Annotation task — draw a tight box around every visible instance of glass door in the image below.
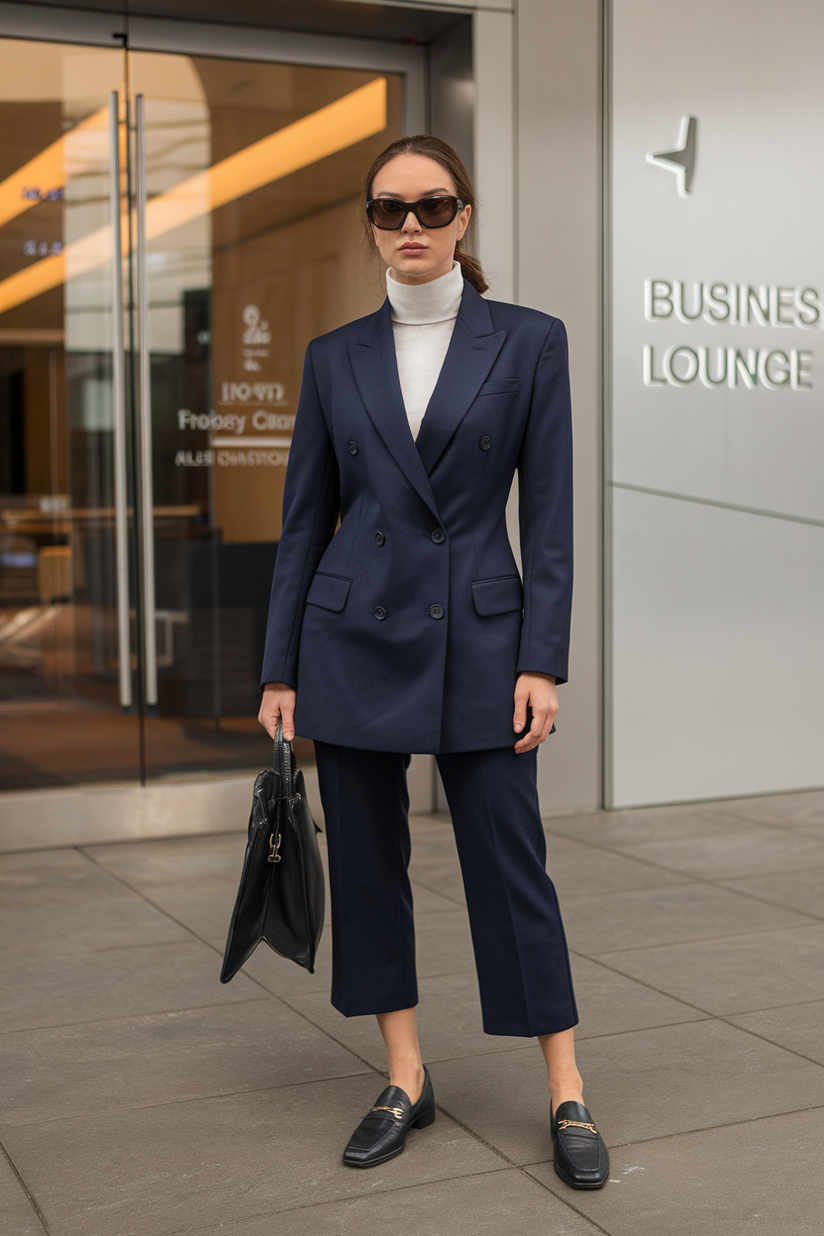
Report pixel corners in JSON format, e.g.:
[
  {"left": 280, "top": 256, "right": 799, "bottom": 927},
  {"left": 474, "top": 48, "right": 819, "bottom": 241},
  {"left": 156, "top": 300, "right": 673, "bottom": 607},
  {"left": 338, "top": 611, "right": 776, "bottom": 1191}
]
[
  {"left": 0, "top": 38, "right": 139, "bottom": 788},
  {"left": 0, "top": 33, "right": 403, "bottom": 790},
  {"left": 130, "top": 51, "right": 403, "bottom": 781}
]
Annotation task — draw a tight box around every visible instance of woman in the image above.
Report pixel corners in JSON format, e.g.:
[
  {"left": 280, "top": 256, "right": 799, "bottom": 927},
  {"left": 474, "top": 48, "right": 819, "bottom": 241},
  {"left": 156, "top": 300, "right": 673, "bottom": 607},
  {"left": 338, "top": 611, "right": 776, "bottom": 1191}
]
[{"left": 258, "top": 135, "right": 608, "bottom": 1190}]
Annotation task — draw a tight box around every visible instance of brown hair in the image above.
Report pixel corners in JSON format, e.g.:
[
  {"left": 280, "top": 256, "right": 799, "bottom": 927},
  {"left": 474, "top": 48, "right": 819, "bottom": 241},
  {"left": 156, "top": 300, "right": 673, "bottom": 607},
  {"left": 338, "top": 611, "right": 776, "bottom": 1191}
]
[{"left": 363, "top": 134, "right": 489, "bottom": 295}]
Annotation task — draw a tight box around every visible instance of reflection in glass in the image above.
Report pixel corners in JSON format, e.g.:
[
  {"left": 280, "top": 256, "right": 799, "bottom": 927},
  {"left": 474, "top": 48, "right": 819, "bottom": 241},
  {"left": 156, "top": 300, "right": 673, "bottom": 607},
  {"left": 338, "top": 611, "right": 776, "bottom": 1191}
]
[{"left": 0, "top": 38, "right": 401, "bottom": 790}]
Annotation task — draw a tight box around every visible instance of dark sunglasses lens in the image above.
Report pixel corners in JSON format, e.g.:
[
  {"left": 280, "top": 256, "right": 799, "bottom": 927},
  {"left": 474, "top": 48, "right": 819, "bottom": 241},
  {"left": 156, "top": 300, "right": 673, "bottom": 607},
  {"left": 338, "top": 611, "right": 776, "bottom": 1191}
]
[
  {"left": 417, "top": 198, "right": 457, "bottom": 227},
  {"left": 369, "top": 199, "right": 405, "bottom": 228}
]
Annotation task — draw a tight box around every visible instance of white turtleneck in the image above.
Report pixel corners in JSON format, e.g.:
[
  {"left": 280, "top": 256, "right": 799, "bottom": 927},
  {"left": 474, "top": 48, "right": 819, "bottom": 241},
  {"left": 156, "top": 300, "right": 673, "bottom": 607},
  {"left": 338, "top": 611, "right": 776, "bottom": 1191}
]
[{"left": 385, "top": 260, "right": 464, "bottom": 440}]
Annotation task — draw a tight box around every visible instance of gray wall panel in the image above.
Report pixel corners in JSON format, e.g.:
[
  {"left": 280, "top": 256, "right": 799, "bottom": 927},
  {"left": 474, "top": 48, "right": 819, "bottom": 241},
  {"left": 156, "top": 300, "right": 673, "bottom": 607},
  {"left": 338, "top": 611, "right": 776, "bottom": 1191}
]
[
  {"left": 610, "top": 0, "right": 824, "bottom": 804},
  {"left": 517, "top": 0, "right": 603, "bottom": 813}
]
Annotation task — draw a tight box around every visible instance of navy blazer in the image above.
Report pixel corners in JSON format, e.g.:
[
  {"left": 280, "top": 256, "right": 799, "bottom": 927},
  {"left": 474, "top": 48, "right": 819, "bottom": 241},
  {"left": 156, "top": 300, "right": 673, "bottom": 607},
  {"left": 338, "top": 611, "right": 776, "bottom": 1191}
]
[{"left": 260, "top": 279, "right": 573, "bottom": 753}]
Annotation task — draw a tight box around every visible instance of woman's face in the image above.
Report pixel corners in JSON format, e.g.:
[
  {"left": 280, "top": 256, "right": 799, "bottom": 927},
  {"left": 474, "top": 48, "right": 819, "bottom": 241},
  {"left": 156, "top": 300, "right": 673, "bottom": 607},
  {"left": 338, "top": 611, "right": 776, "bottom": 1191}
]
[{"left": 369, "top": 153, "right": 471, "bottom": 285}]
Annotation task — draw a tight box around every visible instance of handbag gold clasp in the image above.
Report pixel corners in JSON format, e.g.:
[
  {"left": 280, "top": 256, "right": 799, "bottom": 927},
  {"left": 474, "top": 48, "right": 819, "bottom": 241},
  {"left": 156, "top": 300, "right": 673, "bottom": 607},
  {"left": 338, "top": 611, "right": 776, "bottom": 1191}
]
[{"left": 268, "top": 832, "right": 282, "bottom": 863}]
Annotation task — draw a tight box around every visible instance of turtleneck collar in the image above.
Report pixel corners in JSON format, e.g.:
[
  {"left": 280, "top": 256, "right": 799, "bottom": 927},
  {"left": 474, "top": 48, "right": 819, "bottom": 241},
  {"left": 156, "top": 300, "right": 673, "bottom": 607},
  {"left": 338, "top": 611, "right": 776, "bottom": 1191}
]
[{"left": 385, "top": 260, "right": 464, "bottom": 325}]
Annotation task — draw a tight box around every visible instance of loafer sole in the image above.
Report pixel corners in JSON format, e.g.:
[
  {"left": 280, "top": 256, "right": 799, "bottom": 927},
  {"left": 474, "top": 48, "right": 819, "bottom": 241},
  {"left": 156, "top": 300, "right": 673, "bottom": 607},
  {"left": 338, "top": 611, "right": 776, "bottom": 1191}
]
[
  {"left": 343, "top": 1141, "right": 406, "bottom": 1169},
  {"left": 553, "top": 1159, "right": 608, "bottom": 1190}
]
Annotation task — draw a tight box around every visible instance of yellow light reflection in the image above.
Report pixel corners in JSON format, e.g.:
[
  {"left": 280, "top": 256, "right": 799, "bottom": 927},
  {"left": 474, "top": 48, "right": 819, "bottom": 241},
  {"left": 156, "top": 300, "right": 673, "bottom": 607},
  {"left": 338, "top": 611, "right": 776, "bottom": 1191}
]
[
  {"left": 0, "top": 77, "right": 387, "bottom": 318},
  {"left": 0, "top": 107, "right": 109, "bottom": 232}
]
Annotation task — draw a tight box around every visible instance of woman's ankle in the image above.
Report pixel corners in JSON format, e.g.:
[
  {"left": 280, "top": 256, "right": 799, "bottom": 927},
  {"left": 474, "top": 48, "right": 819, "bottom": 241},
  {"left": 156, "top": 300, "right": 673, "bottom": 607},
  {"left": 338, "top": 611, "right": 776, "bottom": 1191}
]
[
  {"left": 388, "top": 1061, "right": 425, "bottom": 1105},
  {"left": 548, "top": 1071, "right": 584, "bottom": 1117}
]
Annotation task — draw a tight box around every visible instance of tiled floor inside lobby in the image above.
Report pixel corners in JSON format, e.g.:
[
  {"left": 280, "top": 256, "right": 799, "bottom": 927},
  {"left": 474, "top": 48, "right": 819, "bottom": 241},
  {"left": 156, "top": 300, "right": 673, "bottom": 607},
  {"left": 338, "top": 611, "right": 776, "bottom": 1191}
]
[{"left": 2, "top": 787, "right": 824, "bottom": 1235}]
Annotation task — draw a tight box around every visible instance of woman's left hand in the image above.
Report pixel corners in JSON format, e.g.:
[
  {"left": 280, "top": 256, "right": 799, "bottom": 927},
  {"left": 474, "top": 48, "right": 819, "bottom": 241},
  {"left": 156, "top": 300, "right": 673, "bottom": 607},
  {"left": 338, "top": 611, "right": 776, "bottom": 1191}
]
[{"left": 513, "top": 673, "right": 558, "bottom": 754}]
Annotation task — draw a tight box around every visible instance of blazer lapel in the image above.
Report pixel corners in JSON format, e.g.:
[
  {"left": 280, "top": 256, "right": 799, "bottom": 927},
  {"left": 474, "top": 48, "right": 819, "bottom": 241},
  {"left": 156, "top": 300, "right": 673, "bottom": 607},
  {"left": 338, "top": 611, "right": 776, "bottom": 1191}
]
[
  {"left": 414, "top": 283, "right": 507, "bottom": 475},
  {"left": 347, "top": 301, "right": 440, "bottom": 520}
]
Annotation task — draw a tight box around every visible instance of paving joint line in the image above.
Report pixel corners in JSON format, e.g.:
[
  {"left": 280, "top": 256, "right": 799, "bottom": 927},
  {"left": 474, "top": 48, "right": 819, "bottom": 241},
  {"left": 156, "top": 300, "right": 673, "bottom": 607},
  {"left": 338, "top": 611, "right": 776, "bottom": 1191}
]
[
  {"left": 589, "top": 915, "right": 824, "bottom": 956},
  {"left": 710, "top": 878, "right": 824, "bottom": 923},
  {"left": 714, "top": 1014, "right": 824, "bottom": 1070},
  {"left": 570, "top": 951, "right": 721, "bottom": 1020},
  {"left": 74, "top": 847, "right": 385, "bottom": 1082},
  {"left": 543, "top": 820, "right": 824, "bottom": 939},
  {"left": 0, "top": 1138, "right": 51, "bottom": 1234},
  {"left": 417, "top": 1101, "right": 614, "bottom": 1236},
  {"left": 601, "top": 1098, "right": 824, "bottom": 1151},
  {"left": 0, "top": 1070, "right": 379, "bottom": 1131},
  {"left": 157, "top": 1165, "right": 566, "bottom": 1236},
  {"left": 0, "top": 995, "right": 280, "bottom": 1038},
  {"left": 0, "top": 828, "right": 247, "bottom": 857}
]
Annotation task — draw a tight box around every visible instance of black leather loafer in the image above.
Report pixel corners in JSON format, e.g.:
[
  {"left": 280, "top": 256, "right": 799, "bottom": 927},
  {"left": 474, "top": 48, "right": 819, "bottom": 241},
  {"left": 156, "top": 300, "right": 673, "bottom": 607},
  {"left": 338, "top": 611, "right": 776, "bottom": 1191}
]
[
  {"left": 551, "top": 1100, "right": 609, "bottom": 1189},
  {"left": 343, "top": 1067, "right": 436, "bottom": 1168}
]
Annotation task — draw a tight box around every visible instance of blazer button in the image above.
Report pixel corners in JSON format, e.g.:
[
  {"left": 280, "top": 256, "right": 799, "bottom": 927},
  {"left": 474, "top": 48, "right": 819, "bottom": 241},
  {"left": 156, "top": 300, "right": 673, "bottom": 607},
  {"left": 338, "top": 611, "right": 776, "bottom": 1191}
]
[
  {"left": 430, "top": 529, "right": 445, "bottom": 544},
  {"left": 374, "top": 531, "right": 385, "bottom": 546},
  {"left": 374, "top": 605, "right": 387, "bottom": 620},
  {"left": 479, "top": 435, "right": 491, "bottom": 451},
  {"left": 429, "top": 604, "right": 444, "bottom": 619},
  {"left": 348, "top": 440, "right": 358, "bottom": 455}
]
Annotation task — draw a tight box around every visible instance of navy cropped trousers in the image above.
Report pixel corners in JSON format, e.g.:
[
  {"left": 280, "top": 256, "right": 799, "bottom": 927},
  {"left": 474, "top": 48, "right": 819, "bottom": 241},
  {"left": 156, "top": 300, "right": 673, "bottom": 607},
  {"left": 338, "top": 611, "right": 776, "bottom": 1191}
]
[{"left": 314, "top": 742, "right": 578, "bottom": 1038}]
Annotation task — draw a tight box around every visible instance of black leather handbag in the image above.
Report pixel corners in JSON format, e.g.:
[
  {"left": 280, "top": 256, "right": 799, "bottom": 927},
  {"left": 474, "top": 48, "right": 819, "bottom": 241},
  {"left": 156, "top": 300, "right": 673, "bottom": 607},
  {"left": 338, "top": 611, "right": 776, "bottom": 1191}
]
[{"left": 220, "top": 721, "right": 325, "bottom": 981}]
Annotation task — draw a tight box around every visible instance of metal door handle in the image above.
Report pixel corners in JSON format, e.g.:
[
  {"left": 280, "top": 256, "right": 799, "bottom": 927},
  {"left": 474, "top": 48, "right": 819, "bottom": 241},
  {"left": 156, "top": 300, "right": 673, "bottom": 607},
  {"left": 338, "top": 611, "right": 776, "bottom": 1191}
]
[
  {"left": 135, "top": 94, "right": 158, "bottom": 707},
  {"left": 108, "top": 91, "right": 132, "bottom": 709}
]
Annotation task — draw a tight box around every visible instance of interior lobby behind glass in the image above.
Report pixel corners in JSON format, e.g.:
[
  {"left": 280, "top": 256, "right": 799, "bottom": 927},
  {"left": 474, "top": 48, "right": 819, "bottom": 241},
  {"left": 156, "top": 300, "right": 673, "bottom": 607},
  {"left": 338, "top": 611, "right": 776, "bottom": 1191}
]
[{"left": 0, "top": 38, "right": 400, "bottom": 790}]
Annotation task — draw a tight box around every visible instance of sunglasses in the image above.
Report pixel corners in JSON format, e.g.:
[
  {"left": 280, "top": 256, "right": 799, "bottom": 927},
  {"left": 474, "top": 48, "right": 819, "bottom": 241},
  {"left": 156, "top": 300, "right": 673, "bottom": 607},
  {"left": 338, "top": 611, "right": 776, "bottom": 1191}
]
[{"left": 366, "top": 195, "right": 464, "bottom": 230}]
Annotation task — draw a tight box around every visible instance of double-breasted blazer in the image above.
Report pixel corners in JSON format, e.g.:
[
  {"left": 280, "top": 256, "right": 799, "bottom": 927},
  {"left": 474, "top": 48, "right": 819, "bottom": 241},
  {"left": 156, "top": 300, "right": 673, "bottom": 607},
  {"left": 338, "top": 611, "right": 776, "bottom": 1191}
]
[{"left": 260, "top": 278, "right": 573, "bottom": 754}]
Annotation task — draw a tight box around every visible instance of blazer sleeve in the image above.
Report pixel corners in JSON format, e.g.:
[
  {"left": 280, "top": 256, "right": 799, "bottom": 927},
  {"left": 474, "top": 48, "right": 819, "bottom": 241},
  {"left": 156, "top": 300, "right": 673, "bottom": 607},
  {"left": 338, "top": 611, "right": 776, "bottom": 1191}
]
[
  {"left": 260, "top": 341, "right": 340, "bottom": 689},
  {"left": 515, "top": 317, "right": 574, "bottom": 684}
]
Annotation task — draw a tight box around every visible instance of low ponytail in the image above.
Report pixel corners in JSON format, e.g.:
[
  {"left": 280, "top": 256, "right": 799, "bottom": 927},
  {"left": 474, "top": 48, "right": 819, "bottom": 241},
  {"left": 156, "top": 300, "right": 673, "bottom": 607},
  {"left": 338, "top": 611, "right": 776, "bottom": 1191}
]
[
  {"left": 454, "top": 248, "right": 488, "bottom": 296},
  {"left": 364, "top": 134, "right": 489, "bottom": 296}
]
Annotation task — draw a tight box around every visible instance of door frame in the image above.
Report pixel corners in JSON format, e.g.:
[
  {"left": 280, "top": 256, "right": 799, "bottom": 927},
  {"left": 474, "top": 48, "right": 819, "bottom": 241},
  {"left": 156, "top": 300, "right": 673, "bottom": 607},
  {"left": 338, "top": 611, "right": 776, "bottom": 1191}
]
[{"left": 0, "top": 2, "right": 427, "bottom": 132}]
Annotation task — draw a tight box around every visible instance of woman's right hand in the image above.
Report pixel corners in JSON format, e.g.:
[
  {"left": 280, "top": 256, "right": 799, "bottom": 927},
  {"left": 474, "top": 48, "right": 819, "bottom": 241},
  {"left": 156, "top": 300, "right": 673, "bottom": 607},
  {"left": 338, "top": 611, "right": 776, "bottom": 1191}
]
[{"left": 258, "top": 682, "right": 297, "bottom": 741}]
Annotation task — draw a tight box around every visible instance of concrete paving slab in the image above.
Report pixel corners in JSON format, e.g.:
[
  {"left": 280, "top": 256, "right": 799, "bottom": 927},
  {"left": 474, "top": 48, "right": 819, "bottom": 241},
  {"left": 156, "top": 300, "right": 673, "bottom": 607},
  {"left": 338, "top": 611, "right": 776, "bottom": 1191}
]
[
  {"left": 1, "top": 896, "right": 191, "bottom": 960},
  {"left": 728, "top": 1000, "right": 824, "bottom": 1066},
  {"left": 614, "top": 826, "right": 824, "bottom": 880},
  {"left": 290, "top": 973, "right": 527, "bottom": 1069},
  {"left": 288, "top": 955, "right": 708, "bottom": 1070},
  {"left": 569, "top": 954, "right": 710, "bottom": 1038},
  {"left": 0, "top": 848, "right": 191, "bottom": 957},
  {"left": 183, "top": 1168, "right": 604, "bottom": 1236},
  {"left": 0, "top": 999, "right": 369, "bottom": 1128},
  {"left": 719, "top": 867, "right": 824, "bottom": 919},
  {"left": 85, "top": 832, "right": 334, "bottom": 937},
  {"left": 573, "top": 1019, "right": 824, "bottom": 1146},
  {"left": 4, "top": 789, "right": 823, "bottom": 1236},
  {"left": 722, "top": 788, "right": 824, "bottom": 828},
  {"left": 599, "top": 923, "right": 824, "bottom": 1015},
  {"left": 0, "top": 1147, "right": 46, "bottom": 1236},
  {"left": 3, "top": 1075, "right": 506, "bottom": 1236},
  {"left": 546, "top": 804, "right": 761, "bottom": 848},
  {"left": 562, "top": 881, "right": 814, "bottom": 955},
  {"left": 410, "top": 907, "right": 476, "bottom": 976},
  {"left": 546, "top": 836, "right": 689, "bottom": 897},
  {"left": 430, "top": 1018, "right": 824, "bottom": 1164},
  {"left": 408, "top": 878, "right": 465, "bottom": 913},
  {"left": 0, "top": 846, "right": 127, "bottom": 906},
  {"left": 793, "top": 819, "right": 824, "bottom": 840},
  {"left": 1, "top": 938, "right": 260, "bottom": 1033},
  {"left": 408, "top": 826, "right": 466, "bottom": 904},
  {"left": 526, "top": 1107, "right": 824, "bottom": 1236}
]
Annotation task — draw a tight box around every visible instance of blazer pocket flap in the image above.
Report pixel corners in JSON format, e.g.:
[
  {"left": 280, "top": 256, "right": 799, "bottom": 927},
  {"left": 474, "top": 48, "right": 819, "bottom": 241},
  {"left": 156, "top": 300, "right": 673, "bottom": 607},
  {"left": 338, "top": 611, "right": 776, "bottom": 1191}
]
[
  {"left": 306, "top": 572, "right": 352, "bottom": 612},
  {"left": 478, "top": 377, "right": 520, "bottom": 396},
  {"left": 471, "top": 575, "right": 524, "bottom": 616}
]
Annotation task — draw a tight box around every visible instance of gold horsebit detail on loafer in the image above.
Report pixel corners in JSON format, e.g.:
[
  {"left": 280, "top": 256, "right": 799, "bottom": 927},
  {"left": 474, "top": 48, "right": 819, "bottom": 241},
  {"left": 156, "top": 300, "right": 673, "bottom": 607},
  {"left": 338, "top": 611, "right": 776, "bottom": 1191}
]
[
  {"left": 557, "top": 1119, "right": 598, "bottom": 1134},
  {"left": 371, "top": 1105, "right": 405, "bottom": 1119}
]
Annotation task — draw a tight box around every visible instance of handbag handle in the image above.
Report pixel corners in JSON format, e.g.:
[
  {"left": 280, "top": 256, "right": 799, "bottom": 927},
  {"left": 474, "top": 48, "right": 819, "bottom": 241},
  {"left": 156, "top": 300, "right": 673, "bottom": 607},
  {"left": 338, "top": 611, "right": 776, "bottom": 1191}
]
[{"left": 273, "top": 717, "right": 294, "bottom": 799}]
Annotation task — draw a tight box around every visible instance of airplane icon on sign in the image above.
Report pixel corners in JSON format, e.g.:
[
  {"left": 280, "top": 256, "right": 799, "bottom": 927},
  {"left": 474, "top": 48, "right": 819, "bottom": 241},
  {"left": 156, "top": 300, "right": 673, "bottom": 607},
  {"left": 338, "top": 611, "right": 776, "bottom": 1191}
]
[{"left": 647, "top": 116, "right": 697, "bottom": 197}]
